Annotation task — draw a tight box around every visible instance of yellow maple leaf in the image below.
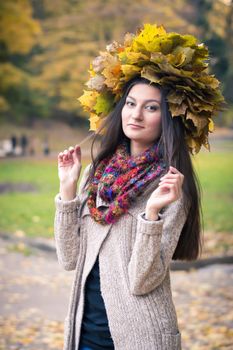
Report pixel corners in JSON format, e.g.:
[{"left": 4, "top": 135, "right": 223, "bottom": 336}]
[
  {"left": 186, "top": 110, "right": 209, "bottom": 136},
  {"left": 169, "top": 102, "right": 187, "bottom": 117},
  {"left": 102, "top": 62, "right": 122, "bottom": 89},
  {"left": 208, "top": 118, "right": 214, "bottom": 132},
  {"left": 118, "top": 50, "right": 149, "bottom": 65},
  {"left": 170, "top": 47, "right": 195, "bottom": 67},
  {"left": 167, "top": 90, "right": 185, "bottom": 105},
  {"left": 186, "top": 136, "right": 202, "bottom": 154},
  {"left": 78, "top": 90, "right": 99, "bottom": 112},
  {"left": 121, "top": 64, "right": 141, "bottom": 82},
  {"left": 198, "top": 75, "right": 220, "bottom": 90},
  {"left": 132, "top": 24, "right": 167, "bottom": 53},
  {"left": 89, "top": 113, "right": 104, "bottom": 131},
  {"left": 140, "top": 65, "right": 160, "bottom": 84}
]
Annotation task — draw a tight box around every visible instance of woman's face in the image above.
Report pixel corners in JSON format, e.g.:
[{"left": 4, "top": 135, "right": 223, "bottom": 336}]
[{"left": 121, "top": 83, "right": 162, "bottom": 151}]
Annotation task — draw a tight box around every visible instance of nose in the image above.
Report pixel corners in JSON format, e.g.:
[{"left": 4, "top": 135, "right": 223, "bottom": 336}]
[{"left": 131, "top": 106, "right": 143, "bottom": 121}]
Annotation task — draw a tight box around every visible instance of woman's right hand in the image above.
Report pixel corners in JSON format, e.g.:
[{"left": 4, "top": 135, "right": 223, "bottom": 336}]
[{"left": 58, "top": 145, "right": 82, "bottom": 201}]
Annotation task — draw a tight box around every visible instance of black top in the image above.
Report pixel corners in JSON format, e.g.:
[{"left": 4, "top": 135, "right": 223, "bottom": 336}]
[{"left": 79, "top": 256, "right": 114, "bottom": 350}]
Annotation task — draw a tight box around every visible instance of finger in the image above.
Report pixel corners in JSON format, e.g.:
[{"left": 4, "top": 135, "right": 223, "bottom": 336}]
[
  {"left": 158, "top": 182, "right": 180, "bottom": 199},
  {"left": 160, "top": 174, "right": 182, "bottom": 185},
  {"left": 58, "top": 152, "right": 68, "bottom": 164},
  {"left": 58, "top": 152, "right": 63, "bottom": 160},
  {"left": 161, "top": 172, "right": 184, "bottom": 179},
  {"left": 74, "top": 144, "right": 81, "bottom": 152},
  {"left": 58, "top": 149, "right": 67, "bottom": 157},
  {"left": 168, "top": 166, "right": 180, "bottom": 174},
  {"left": 160, "top": 173, "right": 180, "bottom": 180},
  {"left": 168, "top": 167, "right": 184, "bottom": 184},
  {"left": 159, "top": 178, "right": 179, "bottom": 186},
  {"left": 73, "top": 145, "right": 81, "bottom": 162},
  {"left": 67, "top": 148, "right": 74, "bottom": 161},
  {"left": 68, "top": 146, "right": 74, "bottom": 153},
  {"left": 159, "top": 180, "right": 179, "bottom": 192},
  {"left": 63, "top": 149, "right": 68, "bottom": 159},
  {"left": 168, "top": 167, "right": 184, "bottom": 182},
  {"left": 64, "top": 149, "right": 73, "bottom": 161},
  {"left": 58, "top": 149, "right": 73, "bottom": 163}
]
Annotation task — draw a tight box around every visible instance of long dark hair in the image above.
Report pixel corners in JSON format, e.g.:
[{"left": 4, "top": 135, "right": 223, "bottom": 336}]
[{"left": 86, "top": 77, "right": 203, "bottom": 261}]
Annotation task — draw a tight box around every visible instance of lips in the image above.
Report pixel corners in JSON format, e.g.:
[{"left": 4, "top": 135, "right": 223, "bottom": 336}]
[{"left": 128, "top": 124, "right": 144, "bottom": 129}]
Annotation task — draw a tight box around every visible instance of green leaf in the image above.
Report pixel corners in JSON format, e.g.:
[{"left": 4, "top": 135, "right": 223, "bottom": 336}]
[{"left": 93, "top": 92, "right": 115, "bottom": 115}]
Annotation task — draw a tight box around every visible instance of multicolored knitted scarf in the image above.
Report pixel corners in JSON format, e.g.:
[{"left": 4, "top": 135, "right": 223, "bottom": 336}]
[{"left": 87, "top": 142, "right": 166, "bottom": 225}]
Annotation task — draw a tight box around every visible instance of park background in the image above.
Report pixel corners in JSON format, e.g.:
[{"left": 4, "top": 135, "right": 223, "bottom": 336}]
[{"left": 0, "top": 0, "right": 233, "bottom": 349}]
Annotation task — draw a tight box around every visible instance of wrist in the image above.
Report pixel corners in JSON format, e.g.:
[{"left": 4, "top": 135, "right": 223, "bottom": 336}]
[
  {"left": 145, "top": 207, "right": 159, "bottom": 221},
  {"left": 59, "top": 182, "right": 77, "bottom": 201}
]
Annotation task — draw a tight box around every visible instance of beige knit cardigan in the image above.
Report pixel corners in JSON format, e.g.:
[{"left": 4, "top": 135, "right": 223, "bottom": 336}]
[{"left": 54, "top": 164, "right": 187, "bottom": 350}]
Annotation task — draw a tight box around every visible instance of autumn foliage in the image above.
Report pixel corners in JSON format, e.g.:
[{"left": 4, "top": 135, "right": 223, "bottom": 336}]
[{"left": 0, "top": 0, "right": 232, "bottom": 125}]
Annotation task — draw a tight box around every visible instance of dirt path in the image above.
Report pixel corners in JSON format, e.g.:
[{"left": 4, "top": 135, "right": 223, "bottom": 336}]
[{"left": 0, "top": 236, "right": 232, "bottom": 350}]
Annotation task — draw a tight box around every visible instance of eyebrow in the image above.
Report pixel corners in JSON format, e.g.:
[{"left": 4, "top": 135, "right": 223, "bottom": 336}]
[{"left": 127, "top": 95, "right": 161, "bottom": 104}]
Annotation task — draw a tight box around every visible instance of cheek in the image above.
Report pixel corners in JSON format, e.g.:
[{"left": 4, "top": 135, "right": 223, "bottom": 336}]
[
  {"left": 121, "top": 108, "right": 128, "bottom": 129},
  {"left": 148, "top": 116, "right": 162, "bottom": 136}
]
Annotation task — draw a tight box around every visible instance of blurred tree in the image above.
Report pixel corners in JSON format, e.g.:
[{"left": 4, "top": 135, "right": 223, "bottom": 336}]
[
  {"left": 0, "top": 0, "right": 41, "bottom": 54},
  {"left": 224, "top": 0, "right": 233, "bottom": 104},
  {"left": 187, "top": 0, "right": 233, "bottom": 126},
  {"left": 0, "top": 0, "right": 48, "bottom": 122},
  {"left": 0, "top": 0, "right": 231, "bottom": 125},
  {"left": 188, "top": 0, "right": 233, "bottom": 103},
  {"left": 28, "top": 0, "right": 197, "bottom": 124}
]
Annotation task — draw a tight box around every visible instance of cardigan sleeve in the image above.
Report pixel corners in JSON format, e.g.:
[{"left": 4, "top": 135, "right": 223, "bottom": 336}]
[
  {"left": 54, "top": 164, "right": 91, "bottom": 271},
  {"left": 128, "top": 194, "right": 187, "bottom": 295}
]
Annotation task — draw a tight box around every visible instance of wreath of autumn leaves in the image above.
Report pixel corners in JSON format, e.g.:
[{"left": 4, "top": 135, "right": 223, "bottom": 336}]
[{"left": 78, "top": 23, "right": 225, "bottom": 153}]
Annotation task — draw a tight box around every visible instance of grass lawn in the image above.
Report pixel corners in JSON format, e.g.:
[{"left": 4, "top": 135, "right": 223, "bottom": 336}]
[
  {"left": 0, "top": 144, "right": 232, "bottom": 238},
  {"left": 194, "top": 151, "right": 233, "bottom": 233},
  {"left": 0, "top": 158, "right": 89, "bottom": 238}
]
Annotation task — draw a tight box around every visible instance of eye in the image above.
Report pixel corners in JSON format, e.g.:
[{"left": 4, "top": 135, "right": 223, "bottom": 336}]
[
  {"left": 125, "top": 100, "right": 135, "bottom": 107},
  {"left": 145, "top": 105, "right": 159, "bottom": 112}
]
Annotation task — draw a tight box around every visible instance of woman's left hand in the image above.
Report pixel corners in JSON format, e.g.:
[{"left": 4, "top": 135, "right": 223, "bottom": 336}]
[{"left": 145, "top": 166, "right": 184, "bottom": 220}]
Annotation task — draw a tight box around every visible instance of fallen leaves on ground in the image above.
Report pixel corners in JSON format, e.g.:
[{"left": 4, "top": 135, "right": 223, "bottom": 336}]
[
  {"left": 171, "top": 265, "right": 233, "bottom": 349},
  {"left": 0, "top": 311, "right": 64, "bottom": 350},
  {"left": 202, "top": 231, "right": 233, "bottom": 258},
  {"left": 0, "top": 236, "right": 232, "bottom": 349}
]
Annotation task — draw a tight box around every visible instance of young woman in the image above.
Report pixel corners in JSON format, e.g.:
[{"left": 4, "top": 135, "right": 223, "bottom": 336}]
[
  {"left": 55, "top": 77, "right": 201, "bottom": 350},
  {"left": 54, "top": 24, "right": 223, "bottom": 350}
]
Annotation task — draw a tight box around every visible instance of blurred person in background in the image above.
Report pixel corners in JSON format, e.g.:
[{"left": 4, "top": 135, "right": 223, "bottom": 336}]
[{"left": 20, "top": 134, "right": 28, "bottom": 156}]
